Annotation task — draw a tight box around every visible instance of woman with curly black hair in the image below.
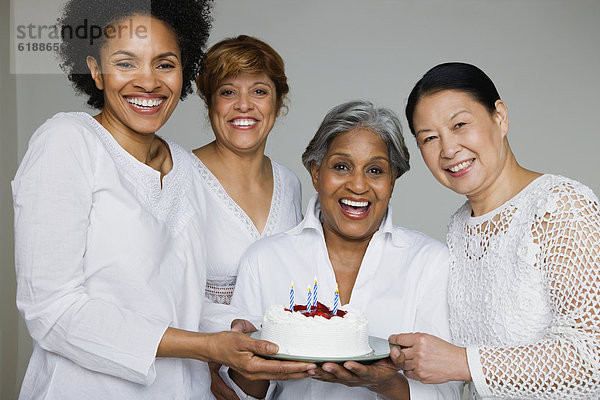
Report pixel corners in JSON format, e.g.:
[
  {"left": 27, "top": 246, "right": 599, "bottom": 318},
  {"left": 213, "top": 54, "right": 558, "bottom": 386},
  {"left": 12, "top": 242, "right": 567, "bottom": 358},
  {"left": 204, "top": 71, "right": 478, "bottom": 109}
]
[
  {"left": 12, "top": 1, "right": 314, "bottom": 399},
  {"left": 58, "top": 0, "right": 211, "bottom": 109}
]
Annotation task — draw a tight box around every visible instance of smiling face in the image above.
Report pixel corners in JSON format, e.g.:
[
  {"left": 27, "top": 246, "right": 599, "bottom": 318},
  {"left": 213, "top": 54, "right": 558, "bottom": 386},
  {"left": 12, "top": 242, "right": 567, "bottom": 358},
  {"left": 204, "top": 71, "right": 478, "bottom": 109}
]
[
  {"left": 311, "top": 129, "right": 395, "bottom": 243},
  {"left": 208, "top": 72, "right": 278, "bottom": 154},
  {"left": 87, "top": 14, "right": 182, "bottom": 139},
  {"left": 412, "top": 90, "right": 509, "bottom": 199}
]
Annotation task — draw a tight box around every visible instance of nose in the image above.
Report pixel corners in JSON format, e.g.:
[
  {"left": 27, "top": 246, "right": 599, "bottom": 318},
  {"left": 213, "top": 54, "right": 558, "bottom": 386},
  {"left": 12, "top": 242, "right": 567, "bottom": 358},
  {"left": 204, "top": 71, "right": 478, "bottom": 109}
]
[
  {"left": 132, "top": 65, "right": 161, "bottom": 92},
  {"left": 346, "top": 170, "right": 368, "bottom": 194},
  {"left": 234, "top": 92, "right": 253, "bottom": 112},
  {"left": 440, "top": 134, "right": 462, "bottom": 159}
]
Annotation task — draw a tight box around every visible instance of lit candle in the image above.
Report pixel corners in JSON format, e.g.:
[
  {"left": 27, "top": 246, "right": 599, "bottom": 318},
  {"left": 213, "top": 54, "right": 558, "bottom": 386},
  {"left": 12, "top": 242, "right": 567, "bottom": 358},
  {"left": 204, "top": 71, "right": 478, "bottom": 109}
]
[
  {"left": 332, "top": 283, "right": 339, "bottom": 315},
  {"left": 289, "top": 281, "right": 294, "bottom": 311},
  {"left": 307, "top": 286, "right": 312, "bottom": 312},
  {"left": 313, "top": 277, "right": 318, "bottom": 308}
]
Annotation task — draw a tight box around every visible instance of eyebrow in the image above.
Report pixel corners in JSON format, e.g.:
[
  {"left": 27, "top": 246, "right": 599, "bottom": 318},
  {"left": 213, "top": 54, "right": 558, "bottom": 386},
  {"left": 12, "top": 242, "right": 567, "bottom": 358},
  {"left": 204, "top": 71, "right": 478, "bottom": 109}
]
[
  {"left": 109, "top": 51, "right": 180, "bottom": 60},
  {"left": 329, "top": 152, "right": 390, "bottom": 162},
  {"left": 253, "top": 81, "right": 274, "bottom": 87},
  {"left": 415, "top": 109, "right": 471, "bottom": 136},
  {"left": 109, "top": 50, "right": 136, "bottom": 58},
  {"left": 450, "top": 109, "right": 470, "bottom": 120},
  {"left": 217, "top": 80, "right": 274, "bottom": 89},
  {"left": 156, "top": 52, "right": 180, "bottom": 60}
]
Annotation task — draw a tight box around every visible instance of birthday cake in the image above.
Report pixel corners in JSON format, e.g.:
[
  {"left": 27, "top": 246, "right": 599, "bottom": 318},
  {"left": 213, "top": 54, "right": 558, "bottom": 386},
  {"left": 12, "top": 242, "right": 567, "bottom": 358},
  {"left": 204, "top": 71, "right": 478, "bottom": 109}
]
[{"left": 260, "top": 302, "right": 372, "bottom": 358}]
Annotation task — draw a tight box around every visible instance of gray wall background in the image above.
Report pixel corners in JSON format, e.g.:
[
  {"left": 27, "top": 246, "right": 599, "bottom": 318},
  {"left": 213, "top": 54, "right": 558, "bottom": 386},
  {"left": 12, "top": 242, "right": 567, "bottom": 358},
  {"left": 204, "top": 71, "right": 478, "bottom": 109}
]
[{"left": 2, "top": 0, "right": 599, "bottom": 397}]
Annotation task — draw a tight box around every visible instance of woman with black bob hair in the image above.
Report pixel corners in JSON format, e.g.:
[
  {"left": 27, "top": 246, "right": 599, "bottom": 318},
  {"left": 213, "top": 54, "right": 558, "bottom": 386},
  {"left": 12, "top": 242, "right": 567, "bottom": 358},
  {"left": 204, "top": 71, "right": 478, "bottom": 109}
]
[
  {"left": 390, "top": 62, "right": 600, "bottom": 398},
  {"left": 13, "top": 0, "right": 314, "bottom": 399}
]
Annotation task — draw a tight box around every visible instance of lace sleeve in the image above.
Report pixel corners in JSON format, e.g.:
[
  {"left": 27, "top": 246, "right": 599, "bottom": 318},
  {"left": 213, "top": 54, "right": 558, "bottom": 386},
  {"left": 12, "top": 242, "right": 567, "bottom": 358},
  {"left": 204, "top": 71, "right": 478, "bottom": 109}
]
[{"left": 476, "top": 184, "right": 600, "bottom": 398}]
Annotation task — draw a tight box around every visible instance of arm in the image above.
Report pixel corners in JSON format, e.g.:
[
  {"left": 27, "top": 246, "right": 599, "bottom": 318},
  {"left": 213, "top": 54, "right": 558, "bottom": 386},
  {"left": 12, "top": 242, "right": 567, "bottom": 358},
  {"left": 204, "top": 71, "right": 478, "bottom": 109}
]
[
  {"left": 308, "top": 346, "right": 410, "bottom": 400},
  {"left": 224, "top": 252, "right": 274, "bottom": 397},
  {"left": 157, "top": 250, "right": 315, "bottom": 383},
  {"left": 468, "top": 191, "right": 600, "bottom": 398},
  {"left": 201, "top": 301, "right": 300, "bottom": 399},
  {"left": 389, "top": 243, "right": 464, "bottom": 399},
  {"left": 211, "top": 320, "right": 269, "bottom": 400},
  {"left": 13, "top": 119, "right": 168, "bottom": 384},
  {"left": 156, "top": 327, "right": 313, "bottom": 381},
  {"left": 227, "top": 369, "right": 271, "bottom": 399},
  {"left": 390, "top": 333, "right": 470, "bottom": 384},
  {"left": 14, "top": 118, "right": 315, "bottom": 387},
  {"left": 312, "top": 241, "right": 462, "bottom": 400},
  {"left": 392, "top": 189, "right": 600, "bottom": 398}
]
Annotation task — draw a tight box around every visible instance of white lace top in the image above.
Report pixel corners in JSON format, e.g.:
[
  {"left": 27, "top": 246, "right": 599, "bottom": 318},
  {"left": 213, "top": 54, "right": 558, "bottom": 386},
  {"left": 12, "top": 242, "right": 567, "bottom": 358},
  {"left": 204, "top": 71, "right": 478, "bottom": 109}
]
[
  {"left": 192, "top": 157, "right": 302, "bottom": 305},
  {"left": 447, "top": 174, "right": 600, "bottom": 399}
]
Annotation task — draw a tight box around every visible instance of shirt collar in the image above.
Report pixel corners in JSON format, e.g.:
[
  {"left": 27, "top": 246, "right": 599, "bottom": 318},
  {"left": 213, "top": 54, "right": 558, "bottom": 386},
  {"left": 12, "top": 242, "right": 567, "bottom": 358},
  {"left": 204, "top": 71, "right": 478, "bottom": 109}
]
[
  {"left": 287, "top": 194, "right": 322, "bottom": 235},
  {"left": 288, "top": 194, "right": 405, "bottom": 246}
]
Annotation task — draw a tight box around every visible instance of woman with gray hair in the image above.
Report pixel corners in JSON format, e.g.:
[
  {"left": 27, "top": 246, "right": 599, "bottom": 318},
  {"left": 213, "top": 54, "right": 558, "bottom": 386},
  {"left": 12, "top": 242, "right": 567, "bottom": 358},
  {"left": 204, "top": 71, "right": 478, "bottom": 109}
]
[
  {"left": 224, "top": 100, "right": 462, "bottom": 399},
  {"left": 302, "top": 100, "right": 410, "bottom": 179}
]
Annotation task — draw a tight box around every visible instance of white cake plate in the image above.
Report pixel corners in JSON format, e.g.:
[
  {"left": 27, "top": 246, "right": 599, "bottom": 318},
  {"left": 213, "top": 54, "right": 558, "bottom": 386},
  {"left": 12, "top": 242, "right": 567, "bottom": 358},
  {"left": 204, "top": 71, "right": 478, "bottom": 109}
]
[{"left": 250, "top": 331, "right": 398, "bottom": 363}]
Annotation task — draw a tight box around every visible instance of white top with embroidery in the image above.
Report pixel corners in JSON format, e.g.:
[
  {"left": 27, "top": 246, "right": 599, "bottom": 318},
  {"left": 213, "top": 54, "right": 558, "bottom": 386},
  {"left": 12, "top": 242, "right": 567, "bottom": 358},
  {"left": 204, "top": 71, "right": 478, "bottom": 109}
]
[
  {"left": 192, "top": 157, "right": 302, "bottom": 305},
  {"left": 447, "top": 174, "right": 600, "bottom": 399},
  {"left": 13, "top": 112, "right": 210, "bottom": 399}
]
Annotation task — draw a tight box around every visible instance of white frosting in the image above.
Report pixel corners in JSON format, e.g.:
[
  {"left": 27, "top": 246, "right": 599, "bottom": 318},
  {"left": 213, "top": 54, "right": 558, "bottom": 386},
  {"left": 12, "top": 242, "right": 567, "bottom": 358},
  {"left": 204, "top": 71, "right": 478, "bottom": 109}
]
[{"left": 260, "top": 305, "right": 372, "bottom": 358}]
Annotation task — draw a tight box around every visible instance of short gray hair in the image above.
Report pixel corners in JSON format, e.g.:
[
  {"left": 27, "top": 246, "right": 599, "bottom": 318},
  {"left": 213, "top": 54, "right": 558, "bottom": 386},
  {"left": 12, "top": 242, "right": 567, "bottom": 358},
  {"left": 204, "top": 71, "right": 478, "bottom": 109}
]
[{"left": 302, "top": 100, "right": 410, "bottom": 179}]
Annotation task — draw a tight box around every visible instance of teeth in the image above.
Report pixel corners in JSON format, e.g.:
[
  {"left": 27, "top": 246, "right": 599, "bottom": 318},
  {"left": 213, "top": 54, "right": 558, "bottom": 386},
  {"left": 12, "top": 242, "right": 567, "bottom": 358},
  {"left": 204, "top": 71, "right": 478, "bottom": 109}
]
[
  {"left": 448, "top": 159, "right": 473, "bottom": 173},
  {"left": 126, "top": 98, "right": 164, "bottom": 108},
  {"left": 231, "top": 119, "right": 257, "bottom": 127},
  {"left": 340, "top": 199, "right": 369, "bottom": 207}
]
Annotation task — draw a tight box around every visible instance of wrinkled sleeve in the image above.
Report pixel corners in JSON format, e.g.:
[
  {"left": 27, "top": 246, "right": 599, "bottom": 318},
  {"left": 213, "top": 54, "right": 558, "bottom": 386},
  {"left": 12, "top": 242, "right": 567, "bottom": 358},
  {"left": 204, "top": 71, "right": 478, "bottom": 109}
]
[
  {"left": 12, "top": 119, "right": 168, "bottom": 385},
  {"left": 291, "top": 171, "right": 303, "bottom": 223},
  {"left": 410, "top": 243, "right": 463, "bottom": 399},
  {"left": 200, "top": 299, "right": 243, "bottom": 333},
  {"left": 471, "top": 184, "right": 600, "bottom": 398},
  {"left": 225, "top": 248, "right": 272, "bottom": 398},
  {"left": 230, "top": 249, "right": 264, "bottom": 328}
]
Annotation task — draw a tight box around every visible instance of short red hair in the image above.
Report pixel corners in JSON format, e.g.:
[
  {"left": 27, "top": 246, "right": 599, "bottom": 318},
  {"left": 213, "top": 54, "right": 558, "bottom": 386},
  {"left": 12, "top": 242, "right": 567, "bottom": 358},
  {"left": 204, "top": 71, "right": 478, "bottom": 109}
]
[{"left": 196, "top": 35, "right": 289, "bottom": 112}]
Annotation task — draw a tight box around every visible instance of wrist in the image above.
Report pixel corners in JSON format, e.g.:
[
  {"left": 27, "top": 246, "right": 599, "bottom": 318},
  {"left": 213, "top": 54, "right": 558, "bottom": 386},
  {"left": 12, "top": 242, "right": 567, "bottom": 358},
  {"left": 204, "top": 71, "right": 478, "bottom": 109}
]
[
  {"left": 229, "top": 368, "right": 270, "bottom": 398},
  {"left": 156, "top": 327, "right": 214, "bottom": 362},
  {"left": 458, "top": 346, "right": 472, "bottom": 382},
  {"left": 372, "top": 373, "right": 410, "bottom": 400},
  {"left": 195, "top": 331, "right": 220, "bottom": 363}
]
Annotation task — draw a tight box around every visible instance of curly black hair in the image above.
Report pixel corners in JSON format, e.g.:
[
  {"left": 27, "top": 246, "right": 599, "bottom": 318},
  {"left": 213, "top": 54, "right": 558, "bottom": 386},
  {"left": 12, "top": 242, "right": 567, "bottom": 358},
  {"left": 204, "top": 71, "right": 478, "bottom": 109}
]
[{"left": 58, "top": 0, "right": 212, "bottom": 109}]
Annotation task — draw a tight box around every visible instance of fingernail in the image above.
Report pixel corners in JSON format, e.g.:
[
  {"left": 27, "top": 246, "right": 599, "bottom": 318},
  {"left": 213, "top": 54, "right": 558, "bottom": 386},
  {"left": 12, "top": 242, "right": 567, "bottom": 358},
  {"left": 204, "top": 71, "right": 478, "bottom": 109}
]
[
  {"left": 323, "top": 365, "right": 332, "bottom": 372},
  {"left": 266, "top": 344, "right": 279, "bottom": 353},
  {"left": 307, "top": 370, "right": 316, "bottom": 376}
]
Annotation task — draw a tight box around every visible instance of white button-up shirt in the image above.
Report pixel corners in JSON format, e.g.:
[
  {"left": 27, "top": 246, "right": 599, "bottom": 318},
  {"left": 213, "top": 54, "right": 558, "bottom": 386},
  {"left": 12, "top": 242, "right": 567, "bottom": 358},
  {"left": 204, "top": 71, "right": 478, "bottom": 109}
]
[
  {"left": 230, "top": 194, "right": 462, "bottom": 399},
  {"left": 13, "top": 113, "right": 209, "bottom": 399}
]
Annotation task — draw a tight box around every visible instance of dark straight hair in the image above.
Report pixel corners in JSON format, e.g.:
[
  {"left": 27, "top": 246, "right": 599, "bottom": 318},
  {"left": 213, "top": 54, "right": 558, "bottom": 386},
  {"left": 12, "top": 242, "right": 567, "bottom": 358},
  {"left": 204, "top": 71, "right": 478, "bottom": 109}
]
[{"left": 405, "top": 62, "right": 501, "bottom": 136}]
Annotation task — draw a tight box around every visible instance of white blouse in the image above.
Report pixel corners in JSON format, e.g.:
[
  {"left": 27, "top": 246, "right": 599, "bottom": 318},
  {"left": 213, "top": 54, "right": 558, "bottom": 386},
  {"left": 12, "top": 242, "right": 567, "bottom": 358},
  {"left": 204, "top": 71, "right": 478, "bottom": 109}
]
[
  {"left": 13, "top": 113, "right": 209, "bottom": 399},
  {"left": 229, "top": 195, "right": 463, "bottom": 400},
  {"left": 447, "top": 174, "right": 600, "bottom": 399},
  {"left": 192, "top": 157, "right": 302, "bottom": 305},
  {"left": 190, "top": 153, "right": 302, "bottom": 400}
]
